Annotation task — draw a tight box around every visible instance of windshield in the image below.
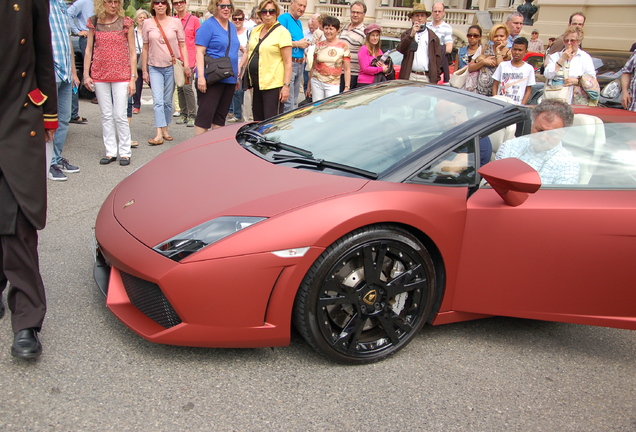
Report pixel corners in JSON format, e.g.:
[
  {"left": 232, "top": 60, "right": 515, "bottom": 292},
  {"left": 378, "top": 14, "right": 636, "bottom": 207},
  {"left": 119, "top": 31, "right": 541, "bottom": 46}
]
[{"left": 241, "top": 83, "right": 503, "bottom": 176}]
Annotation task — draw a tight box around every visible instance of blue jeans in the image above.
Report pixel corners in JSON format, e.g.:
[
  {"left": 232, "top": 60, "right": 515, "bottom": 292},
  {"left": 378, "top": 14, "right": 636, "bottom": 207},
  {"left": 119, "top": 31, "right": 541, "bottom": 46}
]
[
  {"left": 283, "top": 60, "right": 304, "bottom": 112},
  {"left": 52, "top": 80, "right": 72, "bottom": 166},
  {"left": 148, "top": 65, "right": 174, "bottom": 128},
  {"left": 230, "top": 88, "right": 244, "bottom": 119}
]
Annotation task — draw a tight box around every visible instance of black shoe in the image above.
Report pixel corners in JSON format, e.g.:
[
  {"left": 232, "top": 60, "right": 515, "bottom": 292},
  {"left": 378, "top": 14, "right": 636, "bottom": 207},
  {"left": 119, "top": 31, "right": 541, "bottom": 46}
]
[
  {"left": 119, "top": 157, "right": 130, "bottom": 166},
  {"left": 11, "top": 328, "right": 42, "bottom": 359},
  {"left": 100, "top": 156, "right": 117, "bottom": 165}
]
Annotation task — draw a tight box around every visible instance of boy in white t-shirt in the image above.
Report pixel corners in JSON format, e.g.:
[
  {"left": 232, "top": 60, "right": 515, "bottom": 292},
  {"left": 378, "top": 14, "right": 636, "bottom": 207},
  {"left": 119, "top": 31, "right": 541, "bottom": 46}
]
[{"left": 492, "top": 37, "right": 536, "bottom": 105}]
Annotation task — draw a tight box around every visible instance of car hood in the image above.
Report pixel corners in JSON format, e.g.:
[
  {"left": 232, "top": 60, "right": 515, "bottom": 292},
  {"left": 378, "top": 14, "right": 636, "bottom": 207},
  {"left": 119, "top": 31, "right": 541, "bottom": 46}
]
[{"left": 112, "top": 127, "right": 369, "bottom": 247}]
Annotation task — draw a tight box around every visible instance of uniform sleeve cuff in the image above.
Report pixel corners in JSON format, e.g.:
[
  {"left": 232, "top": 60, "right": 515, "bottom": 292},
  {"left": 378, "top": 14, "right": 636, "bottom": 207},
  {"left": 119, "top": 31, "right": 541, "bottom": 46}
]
[{"left": 44, "top": 114, "right": 59, "bottom": 130}]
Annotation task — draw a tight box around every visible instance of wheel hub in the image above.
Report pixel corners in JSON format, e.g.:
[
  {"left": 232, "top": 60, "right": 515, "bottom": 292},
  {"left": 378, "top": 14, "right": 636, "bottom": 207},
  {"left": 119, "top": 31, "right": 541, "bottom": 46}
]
[{"left": 359, "top": 285, "right": 385, "bottom": 315}]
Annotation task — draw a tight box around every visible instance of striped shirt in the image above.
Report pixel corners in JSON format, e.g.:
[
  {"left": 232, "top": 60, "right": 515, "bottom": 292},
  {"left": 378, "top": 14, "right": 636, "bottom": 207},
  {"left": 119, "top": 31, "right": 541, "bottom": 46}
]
[
  {"left": 49, "top": 0, "right": 73, "bottom": 83},
  {"left": 339, "top": 23, "right": 365, "bottom": 75}
]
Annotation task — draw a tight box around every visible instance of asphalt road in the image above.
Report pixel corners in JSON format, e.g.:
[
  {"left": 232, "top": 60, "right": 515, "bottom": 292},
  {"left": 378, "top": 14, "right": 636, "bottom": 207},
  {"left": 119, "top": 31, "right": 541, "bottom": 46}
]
[{"left": 0, "top": 94, "right": 635, "bottom": 431}]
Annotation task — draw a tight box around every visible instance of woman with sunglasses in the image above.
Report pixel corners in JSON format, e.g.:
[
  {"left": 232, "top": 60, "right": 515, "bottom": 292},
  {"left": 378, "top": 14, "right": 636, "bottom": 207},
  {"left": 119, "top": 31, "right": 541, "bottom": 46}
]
[
  {"left": 242, "top": 0, "right": 292, "bottom": 121},
  {"left": 458, "top": 25, "right": 482, "bottom": 69},
  {"left": 84, "top": 0, "right": 136, "bottom": 166},
  {"left": 468, "top": 23, "right": 511, "bottom": 96},
  {"left": 194, "top": 0, "right": 240, "bottom": 134},
  {"left": 544, "top": 26, "right": 597, "bottom": 105},
  {"left": 227, "top": 9, "right": 249, "bottom": 123},
  {"left": 142, "top": 0, "right": 190, "bottom": 145}
]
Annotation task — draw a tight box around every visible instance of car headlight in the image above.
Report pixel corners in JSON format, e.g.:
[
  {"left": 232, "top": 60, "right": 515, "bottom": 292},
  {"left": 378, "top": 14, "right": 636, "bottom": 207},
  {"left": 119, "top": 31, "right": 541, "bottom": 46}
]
[
  {"left": 153, "top": 216, "right": 266, "bottom": 261},
  {"left": 601, "top": 79, "right": 621, "bottom": 99}
]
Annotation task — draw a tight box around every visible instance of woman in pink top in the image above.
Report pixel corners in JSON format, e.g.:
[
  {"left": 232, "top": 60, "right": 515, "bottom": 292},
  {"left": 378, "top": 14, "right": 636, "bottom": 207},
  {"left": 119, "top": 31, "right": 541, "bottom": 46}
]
[
  {"left": 142, "top": 0, "right": 190, "bottom": 145},
  {"left": 84, "top": 0, "right": 137, "bottom": 166},
  {"left": 357, "top": 23, "right": 389, "bottom": 87}
]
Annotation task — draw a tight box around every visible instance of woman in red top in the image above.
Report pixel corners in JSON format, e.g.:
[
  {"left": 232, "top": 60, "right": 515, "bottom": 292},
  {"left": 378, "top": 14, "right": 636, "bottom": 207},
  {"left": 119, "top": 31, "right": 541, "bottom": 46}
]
[{"left": 84, "top": 0, "right": 137, "bottom": 166}]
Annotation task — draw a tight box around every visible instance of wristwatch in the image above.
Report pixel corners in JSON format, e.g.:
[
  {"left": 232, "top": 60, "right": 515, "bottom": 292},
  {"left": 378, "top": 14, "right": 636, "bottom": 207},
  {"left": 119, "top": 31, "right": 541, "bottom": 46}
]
[{"left": 284, "top": 83, "right": 291, "bottom": 87}]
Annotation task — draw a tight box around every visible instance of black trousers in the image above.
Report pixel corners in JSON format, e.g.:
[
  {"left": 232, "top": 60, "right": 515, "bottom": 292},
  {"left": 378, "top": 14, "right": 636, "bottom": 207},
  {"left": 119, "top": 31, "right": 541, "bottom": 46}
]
[
  {"left": 252, "top": 87, "right": 284, "bottom": 121},
  {"left": 0, "top": 209, "right": 46, "bottom": 333}
]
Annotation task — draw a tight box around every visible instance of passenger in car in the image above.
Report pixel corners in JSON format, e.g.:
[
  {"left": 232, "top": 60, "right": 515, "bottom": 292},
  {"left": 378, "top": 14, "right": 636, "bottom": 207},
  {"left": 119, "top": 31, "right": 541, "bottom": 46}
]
[
  {"left": 420, "top": 99, "right": 492, "bottom": 183},
  {"left": 435, "top": 99, "right": 492, "bottom": 168},
  {"left": 496, "top": 99, "right": 579, "bottom": 185}
]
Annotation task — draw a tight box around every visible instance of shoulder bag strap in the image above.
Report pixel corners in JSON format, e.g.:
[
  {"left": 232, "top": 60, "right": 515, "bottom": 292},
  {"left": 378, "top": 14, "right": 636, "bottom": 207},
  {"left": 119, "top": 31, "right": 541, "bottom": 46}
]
[
  {"left": 154, "top": 17, "right": 177, "bottom": 64},
  {"left": 246, "top": 23, "right": 280, "bottom": 66}
]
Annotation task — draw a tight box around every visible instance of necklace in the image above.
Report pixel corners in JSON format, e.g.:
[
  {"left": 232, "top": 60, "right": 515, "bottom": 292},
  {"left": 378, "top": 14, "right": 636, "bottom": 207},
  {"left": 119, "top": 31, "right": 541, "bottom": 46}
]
[{"left": 102, "top": 16, "right": 119, "bottom": 27}]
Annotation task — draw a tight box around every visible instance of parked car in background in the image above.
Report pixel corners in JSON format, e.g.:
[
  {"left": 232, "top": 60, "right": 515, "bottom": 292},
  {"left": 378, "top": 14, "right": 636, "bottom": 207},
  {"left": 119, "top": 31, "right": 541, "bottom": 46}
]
[{"left": 528, "top": 50, "right": 631, "bottom": 107}]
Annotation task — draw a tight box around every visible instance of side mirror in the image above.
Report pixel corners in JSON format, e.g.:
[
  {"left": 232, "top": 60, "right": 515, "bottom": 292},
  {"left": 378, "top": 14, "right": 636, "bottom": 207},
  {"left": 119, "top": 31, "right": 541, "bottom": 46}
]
[{"left": 478, "top": 158, "right": 541, "bottom": 206}]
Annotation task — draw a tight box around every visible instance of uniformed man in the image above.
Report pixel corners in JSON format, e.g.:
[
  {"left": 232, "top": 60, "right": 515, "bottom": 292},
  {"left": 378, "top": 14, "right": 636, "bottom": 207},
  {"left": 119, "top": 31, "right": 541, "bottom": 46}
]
[{"left": 0, "top": 0, "right": 58, "bottom": 359}]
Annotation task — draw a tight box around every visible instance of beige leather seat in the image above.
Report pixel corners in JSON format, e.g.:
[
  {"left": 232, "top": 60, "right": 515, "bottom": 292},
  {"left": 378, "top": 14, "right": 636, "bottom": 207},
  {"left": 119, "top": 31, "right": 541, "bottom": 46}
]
[
  {"left": 561, "top": 114, "right": 605, "bottom": 184},
  {"left": 488, "top": 124, "right": 516, "bottom": 160}
]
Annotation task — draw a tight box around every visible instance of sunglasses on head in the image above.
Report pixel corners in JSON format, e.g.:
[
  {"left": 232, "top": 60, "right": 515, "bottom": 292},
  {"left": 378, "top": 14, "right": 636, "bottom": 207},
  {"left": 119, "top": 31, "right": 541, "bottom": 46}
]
[
  {"left": 218, "top": 3, "right": 232, "bottom": 9},
  {"left": 173, "top": 0, "right": 186, "bottom": 4},
  {"left": 153, "top": 0, "right": 167, "bottom": 4},
  {"left": 260, "top": 8, "right": 276, "bottom": 15}
]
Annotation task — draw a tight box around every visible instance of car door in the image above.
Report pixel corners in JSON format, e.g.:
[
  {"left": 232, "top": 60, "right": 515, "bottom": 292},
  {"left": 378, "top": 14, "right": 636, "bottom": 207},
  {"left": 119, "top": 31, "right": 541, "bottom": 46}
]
[{"left": 451, "top": 122, "right": 636, "bottom": 330}]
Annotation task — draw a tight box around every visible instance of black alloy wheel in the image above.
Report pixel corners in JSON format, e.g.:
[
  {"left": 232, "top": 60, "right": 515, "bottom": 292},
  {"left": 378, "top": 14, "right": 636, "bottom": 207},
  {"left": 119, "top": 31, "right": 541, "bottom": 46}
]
[{"left": 294, "top": 225, "right": 437, "bottom": 364}]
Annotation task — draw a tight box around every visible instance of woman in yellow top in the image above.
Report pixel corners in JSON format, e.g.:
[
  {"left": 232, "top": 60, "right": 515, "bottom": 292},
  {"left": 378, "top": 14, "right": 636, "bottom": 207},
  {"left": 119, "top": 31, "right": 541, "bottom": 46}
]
[{"left": 241, "top": 0, "right": 292, "bottom": 120}]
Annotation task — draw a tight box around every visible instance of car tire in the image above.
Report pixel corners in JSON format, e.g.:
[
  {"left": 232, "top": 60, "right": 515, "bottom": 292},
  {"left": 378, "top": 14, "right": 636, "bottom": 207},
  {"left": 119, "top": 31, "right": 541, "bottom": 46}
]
[{"left": 293, "top": 224, "right": 436, "bottom": 364}]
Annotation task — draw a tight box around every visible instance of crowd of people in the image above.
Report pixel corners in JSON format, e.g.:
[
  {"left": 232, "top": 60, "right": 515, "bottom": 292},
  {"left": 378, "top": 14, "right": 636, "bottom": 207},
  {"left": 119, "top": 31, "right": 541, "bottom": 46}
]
[{"left": 52, "top": 1, "right": 635, "bottom": 173}]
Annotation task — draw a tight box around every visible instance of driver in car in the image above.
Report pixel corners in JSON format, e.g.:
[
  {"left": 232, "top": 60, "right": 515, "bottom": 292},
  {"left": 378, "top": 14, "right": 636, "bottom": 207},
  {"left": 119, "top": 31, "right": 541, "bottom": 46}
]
[{"left": 495, "top": 99, "right": 579, "bottom": 185}]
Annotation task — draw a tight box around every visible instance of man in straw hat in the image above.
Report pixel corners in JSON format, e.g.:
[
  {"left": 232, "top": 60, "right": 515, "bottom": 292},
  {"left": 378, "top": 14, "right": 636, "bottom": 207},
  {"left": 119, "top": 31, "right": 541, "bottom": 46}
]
[{"left": 397, "top": 3, "right": 441, "bottom": 84}]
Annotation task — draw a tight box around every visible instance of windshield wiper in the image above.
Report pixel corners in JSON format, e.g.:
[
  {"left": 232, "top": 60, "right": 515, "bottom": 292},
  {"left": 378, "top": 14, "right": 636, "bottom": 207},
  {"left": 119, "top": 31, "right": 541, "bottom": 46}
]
[
  {"left": 271, "top": 154, "right": 378, "bottom": 180},
  {"left": 238, "top": 129, "right": 314, "bottom": 157}
]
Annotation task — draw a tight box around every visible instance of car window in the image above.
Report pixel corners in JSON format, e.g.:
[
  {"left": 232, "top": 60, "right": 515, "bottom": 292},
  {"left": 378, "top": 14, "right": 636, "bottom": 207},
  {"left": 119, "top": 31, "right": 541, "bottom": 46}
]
[
  {"left": 494, "top": 120, "right": 636, "bottom": 189},
  {"left": 248, "top": 84, "right": 502, "bottom": 176},
  {"left": 407, "top": 140, "right": 476, "bottom": 186},
  {"left": 525, "top": 55, "right": 544, "bottom": 71}
]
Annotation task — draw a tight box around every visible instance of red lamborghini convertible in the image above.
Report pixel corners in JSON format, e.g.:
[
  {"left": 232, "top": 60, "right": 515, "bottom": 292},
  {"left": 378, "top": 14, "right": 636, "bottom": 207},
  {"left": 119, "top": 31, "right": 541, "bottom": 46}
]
[{"left": 94, "top": 82, "right": 636, "bottom": 364}]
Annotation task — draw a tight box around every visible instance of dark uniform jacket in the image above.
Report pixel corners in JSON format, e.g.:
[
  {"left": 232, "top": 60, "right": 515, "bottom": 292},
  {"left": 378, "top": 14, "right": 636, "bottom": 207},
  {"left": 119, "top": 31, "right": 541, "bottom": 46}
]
[
  {"left": 0, "top": 0, "right": 58, "bottom": 235},
  {"left": 397, "top": 28, "right": 442, "bottom": 85}
]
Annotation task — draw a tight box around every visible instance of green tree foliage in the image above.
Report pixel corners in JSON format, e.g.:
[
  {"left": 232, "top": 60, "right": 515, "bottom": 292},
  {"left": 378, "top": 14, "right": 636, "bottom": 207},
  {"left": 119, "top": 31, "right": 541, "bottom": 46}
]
[{"left": 124, "top": 0, "right": 151, "bottom": 17}]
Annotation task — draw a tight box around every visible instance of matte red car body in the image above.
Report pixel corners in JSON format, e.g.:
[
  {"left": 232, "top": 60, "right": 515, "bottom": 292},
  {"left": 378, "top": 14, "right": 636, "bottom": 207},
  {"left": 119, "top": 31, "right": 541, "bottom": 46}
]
[{"left": 95, "top": 109, "right": 636, "bottom": 350}]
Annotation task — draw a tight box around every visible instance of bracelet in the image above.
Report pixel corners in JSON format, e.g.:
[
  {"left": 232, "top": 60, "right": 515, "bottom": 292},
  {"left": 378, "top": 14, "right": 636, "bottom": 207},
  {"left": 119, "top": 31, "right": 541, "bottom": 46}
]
[{"left": 344, "top": 86, "right": 350, "bottom": 89}]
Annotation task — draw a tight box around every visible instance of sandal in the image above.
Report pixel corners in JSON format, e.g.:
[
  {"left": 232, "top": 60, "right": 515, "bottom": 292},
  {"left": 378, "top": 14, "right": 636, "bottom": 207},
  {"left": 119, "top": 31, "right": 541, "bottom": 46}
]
[
  {"left": 69, "top": 116, "right": 88, "bottom": 124},
  {"left": 119, "top": 157, "right": 131, "bottom": 166},
  {"left": 162, "top": 135, "right": 174, "bottom": 141},
  {"left": 131, "top": 141, "right": 139, "bottom": 148},
  {"left": 100, "top": 156, "right": 117, "bottom": 165},
  {"left": 148, "top": 138, "right": 164, "bottom": 146}
]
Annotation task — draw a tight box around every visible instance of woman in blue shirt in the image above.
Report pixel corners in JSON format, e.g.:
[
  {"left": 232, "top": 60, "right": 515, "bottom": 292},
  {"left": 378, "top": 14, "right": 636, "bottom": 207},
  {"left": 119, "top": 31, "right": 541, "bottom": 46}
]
[{"left": 194, "top": 0, "right": 240, "bottom": 134}]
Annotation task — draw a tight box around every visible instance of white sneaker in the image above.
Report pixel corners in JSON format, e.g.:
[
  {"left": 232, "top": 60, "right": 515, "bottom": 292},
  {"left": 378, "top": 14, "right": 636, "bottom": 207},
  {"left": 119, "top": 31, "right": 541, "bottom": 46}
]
[{"left": 173, "top": 111, "right": 181, "bottom": 117}]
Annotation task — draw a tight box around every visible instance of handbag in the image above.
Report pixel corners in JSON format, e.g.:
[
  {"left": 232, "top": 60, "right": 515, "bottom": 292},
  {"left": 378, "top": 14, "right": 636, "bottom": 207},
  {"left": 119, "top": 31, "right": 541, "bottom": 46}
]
[
  {"left": 449, "top": 65, "right": 469, "bottom": 89},
  {"left": 203, "top": 18, "right": 234, "bottom": 85},
  {"left": 370, "top": 51, "right": 395, "bottom": 82},
  {"left": 204, "top": 55, "right": 234, "bottom": 85},
  {"left": 173, "top": 58, "right": 186, "bottom": 87},
  {"left": 544, "top": 58, "right": 570, "bottom": 101},
  {"left": 154, "top": 17, "right": 187, "bottom": 87}
]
